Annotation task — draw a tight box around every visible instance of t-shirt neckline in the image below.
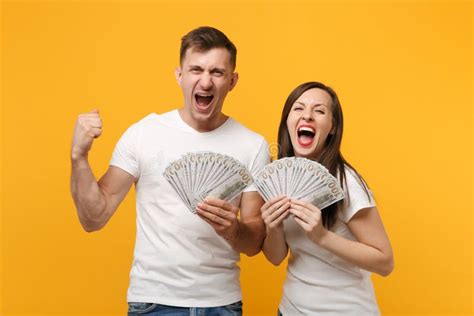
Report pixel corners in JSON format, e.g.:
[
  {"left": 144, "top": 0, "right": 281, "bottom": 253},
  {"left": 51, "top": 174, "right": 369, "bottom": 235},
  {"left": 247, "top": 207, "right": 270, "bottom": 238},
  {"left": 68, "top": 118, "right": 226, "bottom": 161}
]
[{"left": 172, "top": 109, "right": 232, "bottom": 135}]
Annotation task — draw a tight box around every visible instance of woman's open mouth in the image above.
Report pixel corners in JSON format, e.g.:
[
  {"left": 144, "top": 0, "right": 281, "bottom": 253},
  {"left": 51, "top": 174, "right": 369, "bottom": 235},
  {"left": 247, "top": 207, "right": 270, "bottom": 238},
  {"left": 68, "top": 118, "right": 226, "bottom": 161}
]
[{"left": 297, "top": 125, "right": 316, "bottom": 147}]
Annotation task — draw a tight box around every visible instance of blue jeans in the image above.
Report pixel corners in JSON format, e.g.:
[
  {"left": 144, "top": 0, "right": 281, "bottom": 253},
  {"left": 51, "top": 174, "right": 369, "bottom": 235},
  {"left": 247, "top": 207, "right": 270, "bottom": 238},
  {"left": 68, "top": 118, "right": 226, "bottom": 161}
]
[{"left": 127, "top": 301, "right": 243, "bottom": 316}]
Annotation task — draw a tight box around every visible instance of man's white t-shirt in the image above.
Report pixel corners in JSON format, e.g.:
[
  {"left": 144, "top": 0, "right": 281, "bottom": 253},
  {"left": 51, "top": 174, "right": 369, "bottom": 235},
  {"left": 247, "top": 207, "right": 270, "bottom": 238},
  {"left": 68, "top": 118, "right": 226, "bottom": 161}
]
[
  {"left": 279, "top": 167, "right": 380, "bottom": 316},
  {"left": 110, "top": 110, "right": 269, "bottom": 307}
]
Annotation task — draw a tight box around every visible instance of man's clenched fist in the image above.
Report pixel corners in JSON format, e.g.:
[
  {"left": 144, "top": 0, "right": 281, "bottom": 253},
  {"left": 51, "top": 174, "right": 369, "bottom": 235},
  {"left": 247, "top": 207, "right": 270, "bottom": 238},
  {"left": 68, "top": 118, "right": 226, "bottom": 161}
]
[{"left": 71, "top": 109, "right": 102, "bottom": 160}]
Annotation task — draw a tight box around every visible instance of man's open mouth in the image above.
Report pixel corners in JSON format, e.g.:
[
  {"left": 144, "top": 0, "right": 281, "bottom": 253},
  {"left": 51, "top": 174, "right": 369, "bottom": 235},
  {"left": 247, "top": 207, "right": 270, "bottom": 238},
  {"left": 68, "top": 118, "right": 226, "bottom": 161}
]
[{"left": 194, "top": 93, "right": 214, "bottom": 112}]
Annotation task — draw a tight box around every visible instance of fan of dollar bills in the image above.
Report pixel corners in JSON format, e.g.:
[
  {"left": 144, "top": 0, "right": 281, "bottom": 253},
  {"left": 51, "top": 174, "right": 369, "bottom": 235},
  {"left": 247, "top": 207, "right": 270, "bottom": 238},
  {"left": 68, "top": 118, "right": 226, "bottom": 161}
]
[
  {"left": 163, "top": 152, "right": 253, "bottom": 213},
  {"left": 254, "top": 157, "right": 345, "bottom": 210}
]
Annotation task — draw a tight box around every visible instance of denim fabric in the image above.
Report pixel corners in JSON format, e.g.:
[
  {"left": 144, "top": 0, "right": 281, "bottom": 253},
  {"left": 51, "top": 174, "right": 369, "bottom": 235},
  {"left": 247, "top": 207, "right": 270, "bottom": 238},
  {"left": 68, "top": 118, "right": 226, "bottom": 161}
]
[{"left": 128, "top": 301, "right": 242, "bottom": 316}]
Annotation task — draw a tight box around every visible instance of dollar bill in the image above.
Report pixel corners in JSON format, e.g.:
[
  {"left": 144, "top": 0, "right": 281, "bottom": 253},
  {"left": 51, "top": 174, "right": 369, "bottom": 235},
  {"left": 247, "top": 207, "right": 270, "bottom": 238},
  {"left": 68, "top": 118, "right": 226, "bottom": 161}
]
[
  {"left": 254, "top": 157, "right": 345, "bottom": 210},
  {"left": 163, "top": 152, "right": 253, "bottom": 213}
]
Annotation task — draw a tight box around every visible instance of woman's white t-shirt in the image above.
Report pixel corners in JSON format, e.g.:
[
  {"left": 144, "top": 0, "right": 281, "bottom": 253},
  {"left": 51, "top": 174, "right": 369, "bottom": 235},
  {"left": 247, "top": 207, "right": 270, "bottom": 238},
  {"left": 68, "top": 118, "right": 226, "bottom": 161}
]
[{"left": 279, "top": 167, "right": 379, "bottom": 316}]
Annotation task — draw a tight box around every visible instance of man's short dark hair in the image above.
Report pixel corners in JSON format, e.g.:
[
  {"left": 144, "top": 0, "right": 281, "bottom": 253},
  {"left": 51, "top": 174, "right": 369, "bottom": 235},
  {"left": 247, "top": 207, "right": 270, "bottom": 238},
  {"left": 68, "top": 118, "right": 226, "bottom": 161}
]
[{"left": 180, "top": 26, "right": 237, "bottom": 70}]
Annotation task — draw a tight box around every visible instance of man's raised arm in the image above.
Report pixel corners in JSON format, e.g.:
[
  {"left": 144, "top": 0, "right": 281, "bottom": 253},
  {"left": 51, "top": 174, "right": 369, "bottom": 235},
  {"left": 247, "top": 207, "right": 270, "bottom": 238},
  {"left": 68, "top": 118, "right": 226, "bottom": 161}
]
[{"left": 70, "top": 109, "right": 135, "bottom": 232}]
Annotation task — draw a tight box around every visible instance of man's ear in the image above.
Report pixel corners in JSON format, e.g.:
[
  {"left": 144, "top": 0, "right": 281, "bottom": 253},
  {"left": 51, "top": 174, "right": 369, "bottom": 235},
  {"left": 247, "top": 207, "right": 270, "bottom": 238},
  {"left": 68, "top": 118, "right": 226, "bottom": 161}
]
[
  {"left": 175, "top": 67, "right": 182, "bottom": 85},
  {"left": 229, "top": 72, "right": 239, "bottom": 91}
]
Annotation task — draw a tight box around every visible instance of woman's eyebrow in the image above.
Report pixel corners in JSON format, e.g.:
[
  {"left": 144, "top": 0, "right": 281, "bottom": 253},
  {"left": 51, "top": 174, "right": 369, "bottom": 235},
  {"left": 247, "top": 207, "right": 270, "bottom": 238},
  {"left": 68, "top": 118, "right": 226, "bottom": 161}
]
[{"left": 295, "top": 101, "right": 328, "bottom": 107}]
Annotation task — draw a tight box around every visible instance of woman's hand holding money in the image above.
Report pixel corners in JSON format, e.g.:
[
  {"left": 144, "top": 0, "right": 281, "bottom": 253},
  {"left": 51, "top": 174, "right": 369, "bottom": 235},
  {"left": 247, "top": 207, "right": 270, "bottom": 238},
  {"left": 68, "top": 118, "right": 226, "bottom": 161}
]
[
  {"left": 261, "top": 195, "right": 291, "bottom": 235},
  {"left": 289, "top": 199, "right": 328, "bottom": 245},
  {"left": 260, "top": 195, "right": 291, "bottom": 265},
  {"left": 196, "top": 198, "right": 240, "bottom": 241}
]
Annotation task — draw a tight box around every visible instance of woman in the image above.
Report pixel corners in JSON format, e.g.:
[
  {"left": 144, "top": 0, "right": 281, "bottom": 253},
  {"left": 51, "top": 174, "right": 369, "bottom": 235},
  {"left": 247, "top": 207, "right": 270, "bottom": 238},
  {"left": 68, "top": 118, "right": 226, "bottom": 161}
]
[{"left": 261, "top": 82, "right": 394, "bottom": 315}]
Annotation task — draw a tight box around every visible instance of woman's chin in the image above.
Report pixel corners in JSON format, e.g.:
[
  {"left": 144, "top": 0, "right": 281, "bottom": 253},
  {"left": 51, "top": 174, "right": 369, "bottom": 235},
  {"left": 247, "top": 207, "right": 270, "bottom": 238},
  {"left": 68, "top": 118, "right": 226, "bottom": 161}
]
[{"left": 293, "top": 148, "right": 316, "bottom": 159}]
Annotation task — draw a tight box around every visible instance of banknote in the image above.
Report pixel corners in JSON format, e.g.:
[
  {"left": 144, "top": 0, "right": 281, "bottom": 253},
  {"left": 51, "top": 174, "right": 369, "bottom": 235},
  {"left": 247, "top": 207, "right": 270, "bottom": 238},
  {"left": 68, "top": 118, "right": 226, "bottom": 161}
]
[
  {"left": 254, "top": 157, "right": 344, "bottom": 210},
  {"left": 164, "top": 152, "right": 253, "bottom": 213}
]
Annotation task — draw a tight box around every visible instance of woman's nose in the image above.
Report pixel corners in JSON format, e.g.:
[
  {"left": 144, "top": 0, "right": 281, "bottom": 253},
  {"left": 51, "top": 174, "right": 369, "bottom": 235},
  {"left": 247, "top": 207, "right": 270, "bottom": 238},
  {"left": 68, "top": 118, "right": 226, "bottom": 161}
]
[{"left": 302, "top": 111, "right": 313, "bottom": 121}]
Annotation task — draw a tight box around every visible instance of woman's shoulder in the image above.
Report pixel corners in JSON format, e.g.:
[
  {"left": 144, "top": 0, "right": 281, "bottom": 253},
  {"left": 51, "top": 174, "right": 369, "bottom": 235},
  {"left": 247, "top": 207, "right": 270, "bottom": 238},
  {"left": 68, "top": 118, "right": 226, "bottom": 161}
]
[
  {"left": 341, "top": 164, "right": 369, "bottom": 192},
  {"left": 338, "top": 164, "right": 375, "bottom": 223}
]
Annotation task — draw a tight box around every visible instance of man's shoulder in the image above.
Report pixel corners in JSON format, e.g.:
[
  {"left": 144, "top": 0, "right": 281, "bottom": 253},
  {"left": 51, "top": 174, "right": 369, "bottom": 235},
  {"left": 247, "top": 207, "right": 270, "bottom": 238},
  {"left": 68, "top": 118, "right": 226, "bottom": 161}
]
[
  {"left": 226, "top": 117, "right": 266, "bottom": 144},
  {"left": 130, "top": 110, "right": 176, "bottom": 128}
]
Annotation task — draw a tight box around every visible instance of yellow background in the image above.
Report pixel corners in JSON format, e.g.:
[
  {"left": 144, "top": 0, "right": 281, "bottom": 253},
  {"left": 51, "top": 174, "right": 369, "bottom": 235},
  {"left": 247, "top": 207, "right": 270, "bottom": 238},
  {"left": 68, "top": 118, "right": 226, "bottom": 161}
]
[{"left": 1, "top": 0, "right": 472, "bottom": 315}]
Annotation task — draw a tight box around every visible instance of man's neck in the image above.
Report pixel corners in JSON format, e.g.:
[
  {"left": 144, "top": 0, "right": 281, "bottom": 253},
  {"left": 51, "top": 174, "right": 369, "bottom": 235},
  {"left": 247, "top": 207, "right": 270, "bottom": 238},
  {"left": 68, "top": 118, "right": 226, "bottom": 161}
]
[{"left": 178, "top": 108, "right": 228, "bottom": 133}]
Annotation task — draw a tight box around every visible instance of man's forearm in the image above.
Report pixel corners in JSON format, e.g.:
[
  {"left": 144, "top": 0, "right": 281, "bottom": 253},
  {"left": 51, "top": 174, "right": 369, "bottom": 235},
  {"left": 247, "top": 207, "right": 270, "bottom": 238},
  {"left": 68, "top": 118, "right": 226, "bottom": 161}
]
[
  {"left": 70, "top": 157, "right": 106, "bottom": 231},
  {"left": 227, "top": 219, "right": 265, "bottom": 256}
]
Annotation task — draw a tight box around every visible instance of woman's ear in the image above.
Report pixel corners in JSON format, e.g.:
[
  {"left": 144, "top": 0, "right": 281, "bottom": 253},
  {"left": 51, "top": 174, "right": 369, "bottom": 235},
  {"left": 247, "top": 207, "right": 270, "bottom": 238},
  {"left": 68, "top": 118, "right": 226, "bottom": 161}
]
[{"left": 329, "top": 122, "right": 336, "bottom": 135}]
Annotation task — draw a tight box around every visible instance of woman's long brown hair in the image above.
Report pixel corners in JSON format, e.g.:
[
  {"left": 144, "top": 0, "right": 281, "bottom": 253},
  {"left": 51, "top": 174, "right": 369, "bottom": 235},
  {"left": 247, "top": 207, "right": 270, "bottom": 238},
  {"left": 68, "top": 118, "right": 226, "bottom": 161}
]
[{"left": 277, "top": 82, "right": 370, "bottom": 229}]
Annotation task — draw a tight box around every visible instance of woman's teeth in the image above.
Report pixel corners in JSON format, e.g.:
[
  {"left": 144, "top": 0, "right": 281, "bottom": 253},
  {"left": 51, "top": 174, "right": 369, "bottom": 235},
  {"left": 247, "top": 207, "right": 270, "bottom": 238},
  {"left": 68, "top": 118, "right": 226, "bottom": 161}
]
[{"left": 297, "top": 126, "right": 315, "bottom": 146}]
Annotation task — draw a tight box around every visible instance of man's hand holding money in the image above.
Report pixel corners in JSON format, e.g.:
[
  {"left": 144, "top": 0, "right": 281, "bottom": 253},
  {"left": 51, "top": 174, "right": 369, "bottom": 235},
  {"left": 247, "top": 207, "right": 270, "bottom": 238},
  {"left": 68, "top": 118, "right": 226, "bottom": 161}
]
[{"left": 196, "top": 198, "right": 240, "bottom": 241}]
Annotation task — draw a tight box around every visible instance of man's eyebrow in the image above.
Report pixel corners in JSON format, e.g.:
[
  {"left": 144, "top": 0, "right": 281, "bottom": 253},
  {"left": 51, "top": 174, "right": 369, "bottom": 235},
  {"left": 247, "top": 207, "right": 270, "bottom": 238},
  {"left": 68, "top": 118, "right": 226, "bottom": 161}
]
[
  {"left": 210, "top": 67, "right": 226, "bottom": 72},
  {"left": 187, "top": 65, "right": 203, "bottom": 69}
]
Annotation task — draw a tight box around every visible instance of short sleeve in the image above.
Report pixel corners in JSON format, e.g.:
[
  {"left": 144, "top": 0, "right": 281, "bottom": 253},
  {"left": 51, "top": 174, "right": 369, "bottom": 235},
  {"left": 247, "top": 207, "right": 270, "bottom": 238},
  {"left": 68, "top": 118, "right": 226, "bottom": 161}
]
[
  {"left": 338, "top": 168, "right": 376, "bottom": 223},
  {"left": 243, "top": 138, "right": 270, "bottom": 192},
  {"left": 109, "top": 124, "right": 140, "bottom": 178}
]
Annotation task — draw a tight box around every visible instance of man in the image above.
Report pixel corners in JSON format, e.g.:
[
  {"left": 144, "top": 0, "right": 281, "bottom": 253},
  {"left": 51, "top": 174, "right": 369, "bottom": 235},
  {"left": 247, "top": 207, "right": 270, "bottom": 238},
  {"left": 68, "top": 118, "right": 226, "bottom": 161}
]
[{"left": 70, "top": 26, "right": 269, "bottom": 315}]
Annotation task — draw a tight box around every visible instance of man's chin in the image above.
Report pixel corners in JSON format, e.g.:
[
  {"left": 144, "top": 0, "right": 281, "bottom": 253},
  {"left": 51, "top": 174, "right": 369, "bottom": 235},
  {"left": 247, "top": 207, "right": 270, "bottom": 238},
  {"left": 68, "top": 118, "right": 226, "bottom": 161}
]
[{"left": 192, "top": 107, "right": 213, "bottom": 118}]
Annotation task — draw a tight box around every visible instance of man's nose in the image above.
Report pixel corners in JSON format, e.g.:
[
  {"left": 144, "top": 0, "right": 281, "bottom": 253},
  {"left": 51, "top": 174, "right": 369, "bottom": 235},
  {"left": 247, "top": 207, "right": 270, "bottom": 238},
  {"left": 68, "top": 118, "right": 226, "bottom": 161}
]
[{"left": 199, "top": 73, "right": 213, "bottom": 90}]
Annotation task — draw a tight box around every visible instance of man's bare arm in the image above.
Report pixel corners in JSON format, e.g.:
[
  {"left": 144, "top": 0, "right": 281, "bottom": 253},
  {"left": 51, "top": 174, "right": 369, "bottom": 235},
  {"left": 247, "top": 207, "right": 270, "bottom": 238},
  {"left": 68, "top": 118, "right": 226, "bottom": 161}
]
[
  {"left": 71, "top": 163, "right": 135, "bottom": 232},
  {"left": 70, "top": 109, "right": 135, "bottom": 232},
  {"left": 228, "top": 191, "right": 266, "bottom": 256}
]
